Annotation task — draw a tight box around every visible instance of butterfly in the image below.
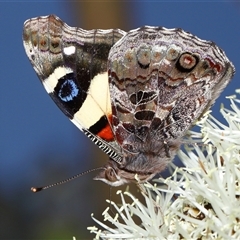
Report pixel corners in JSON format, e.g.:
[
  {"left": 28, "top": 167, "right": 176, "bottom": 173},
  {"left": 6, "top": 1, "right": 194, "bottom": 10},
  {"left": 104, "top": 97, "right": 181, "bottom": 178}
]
[{"left": 23, "top": 15, "right": 235, "bottom": 186}]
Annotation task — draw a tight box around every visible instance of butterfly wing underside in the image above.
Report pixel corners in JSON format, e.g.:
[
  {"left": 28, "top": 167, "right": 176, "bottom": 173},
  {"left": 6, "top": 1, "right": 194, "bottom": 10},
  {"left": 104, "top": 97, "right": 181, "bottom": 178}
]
[
  {"left": 23, "top": 15, "right": 235, "bottom": 187},
  {"left": 23, "top": 15, "right": 126, "bottom": 161}
]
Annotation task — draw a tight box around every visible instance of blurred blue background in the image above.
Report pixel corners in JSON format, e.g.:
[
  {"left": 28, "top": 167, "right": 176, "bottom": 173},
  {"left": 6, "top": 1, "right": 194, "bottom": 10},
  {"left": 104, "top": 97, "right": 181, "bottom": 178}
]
[{"left": 1, "top": 1, "right": 239, "bottom": 239}]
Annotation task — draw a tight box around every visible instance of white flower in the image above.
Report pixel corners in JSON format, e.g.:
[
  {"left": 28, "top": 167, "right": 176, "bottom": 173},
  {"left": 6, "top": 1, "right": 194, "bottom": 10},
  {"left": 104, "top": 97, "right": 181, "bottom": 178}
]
[{"left": 88, "top": 91, "right": 240, "bottom": 240}]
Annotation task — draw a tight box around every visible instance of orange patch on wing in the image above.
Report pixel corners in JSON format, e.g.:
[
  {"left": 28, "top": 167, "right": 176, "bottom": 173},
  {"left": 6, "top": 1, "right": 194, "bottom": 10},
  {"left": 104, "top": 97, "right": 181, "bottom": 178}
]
[
  {"left": 97, "top": 123, "right": 114, "bottom": 141},
  {"left": 97, "top": 114, "right": 114, "bottom": 141}
]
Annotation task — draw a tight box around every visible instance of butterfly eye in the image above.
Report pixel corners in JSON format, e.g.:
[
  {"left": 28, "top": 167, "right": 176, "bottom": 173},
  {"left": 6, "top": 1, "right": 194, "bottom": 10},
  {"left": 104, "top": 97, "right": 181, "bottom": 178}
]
[{"left": 105, "top": 167, "right": 118, "bottom": 182}]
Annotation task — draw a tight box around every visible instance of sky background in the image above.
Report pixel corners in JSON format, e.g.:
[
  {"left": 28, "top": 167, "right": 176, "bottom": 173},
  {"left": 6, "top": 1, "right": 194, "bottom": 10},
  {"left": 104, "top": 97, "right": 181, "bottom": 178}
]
[{"left": 1, "top": 1, "right": 240, "bottom": 239}]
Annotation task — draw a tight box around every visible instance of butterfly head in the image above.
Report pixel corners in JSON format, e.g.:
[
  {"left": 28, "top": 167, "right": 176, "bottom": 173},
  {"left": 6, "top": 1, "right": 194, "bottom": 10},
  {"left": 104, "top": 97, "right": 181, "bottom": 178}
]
[{"left": 94, "top": 158, "right": 157, "bottom": 187}]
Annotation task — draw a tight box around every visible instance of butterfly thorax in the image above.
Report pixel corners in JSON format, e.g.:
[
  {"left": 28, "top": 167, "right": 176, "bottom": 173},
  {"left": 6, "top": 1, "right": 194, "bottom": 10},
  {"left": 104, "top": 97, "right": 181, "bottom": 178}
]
[{"left": 94, "top": 134, "right": 181, "bottom": 186}]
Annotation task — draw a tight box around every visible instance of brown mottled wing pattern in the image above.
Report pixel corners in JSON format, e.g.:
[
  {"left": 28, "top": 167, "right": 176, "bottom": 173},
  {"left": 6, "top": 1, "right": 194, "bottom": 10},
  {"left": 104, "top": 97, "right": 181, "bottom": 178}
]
[{"left": 108, "top": 26, "right": 234, "bottom": 157}]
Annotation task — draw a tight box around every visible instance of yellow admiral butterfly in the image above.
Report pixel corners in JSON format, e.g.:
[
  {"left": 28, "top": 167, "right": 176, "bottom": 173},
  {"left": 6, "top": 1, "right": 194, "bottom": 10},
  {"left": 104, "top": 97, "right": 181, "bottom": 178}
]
[{"left": 23, "top": 15, "right": 235, "bottom": 186}]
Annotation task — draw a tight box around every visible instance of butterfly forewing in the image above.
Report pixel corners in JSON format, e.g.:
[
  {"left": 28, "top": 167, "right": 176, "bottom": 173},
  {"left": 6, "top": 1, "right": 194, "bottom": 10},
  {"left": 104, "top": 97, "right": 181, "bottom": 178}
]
[{"left": 23, "top": 15, "right": 126, "bottom": 159}]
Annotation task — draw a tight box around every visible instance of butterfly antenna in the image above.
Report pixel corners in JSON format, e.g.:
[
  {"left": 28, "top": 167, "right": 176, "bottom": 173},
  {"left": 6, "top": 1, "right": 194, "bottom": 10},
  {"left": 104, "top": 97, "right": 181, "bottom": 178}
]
[{"left": 31, "top": 167, "right": 104, "bottom": 193}]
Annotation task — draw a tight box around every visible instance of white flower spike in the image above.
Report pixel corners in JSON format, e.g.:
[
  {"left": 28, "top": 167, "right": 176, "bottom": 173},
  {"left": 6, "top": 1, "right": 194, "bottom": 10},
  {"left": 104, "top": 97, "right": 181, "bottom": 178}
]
[{"left": 88, "top": 90, "right": 240, "bottom": 239}]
